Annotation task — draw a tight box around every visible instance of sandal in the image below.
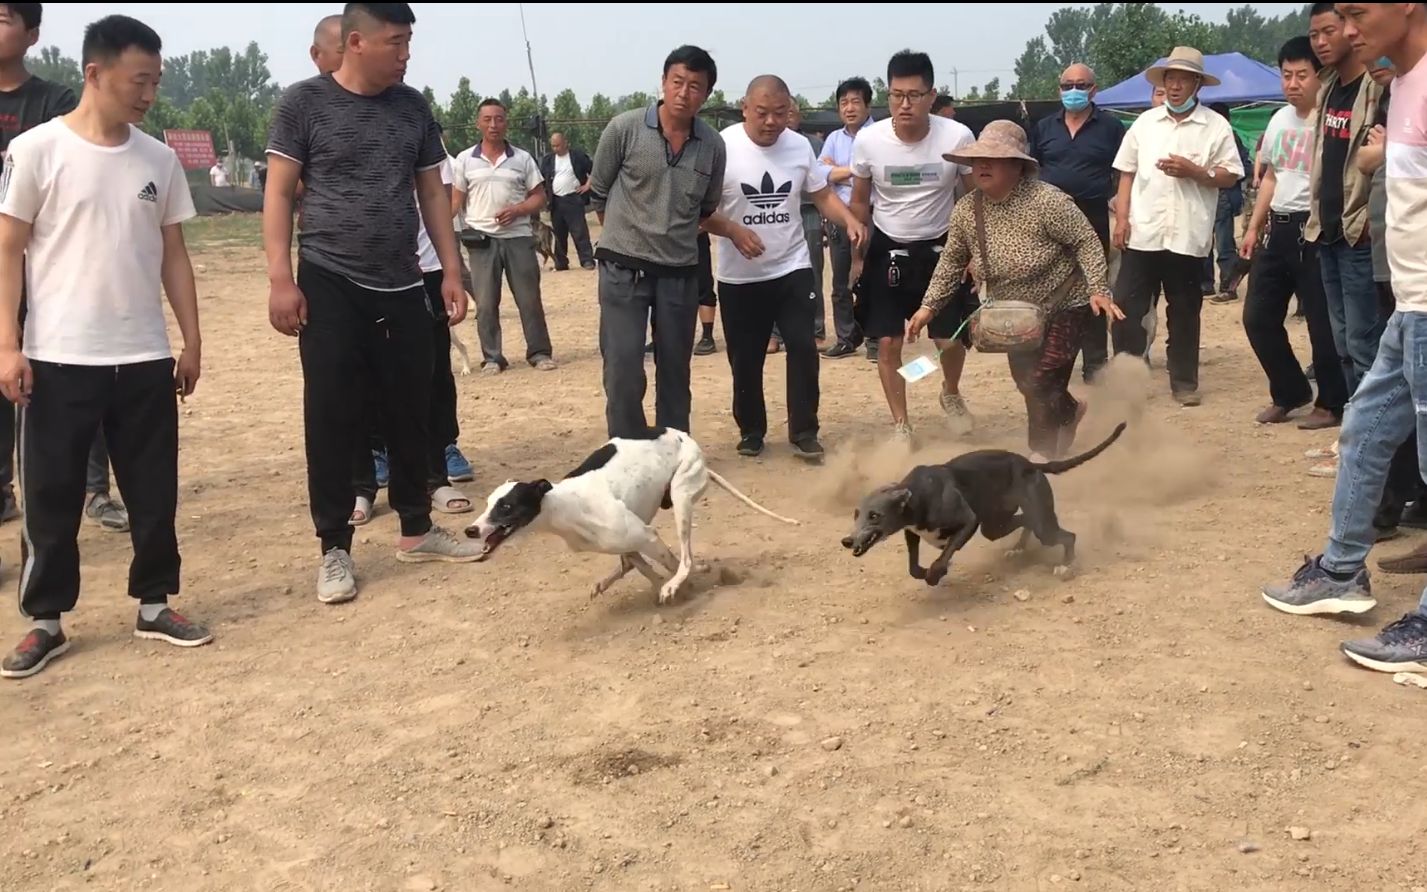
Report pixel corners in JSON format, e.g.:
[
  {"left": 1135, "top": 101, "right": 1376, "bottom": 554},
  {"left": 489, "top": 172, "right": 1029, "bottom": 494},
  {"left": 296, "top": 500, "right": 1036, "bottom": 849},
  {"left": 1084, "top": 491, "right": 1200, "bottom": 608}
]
[
  {"left": 432, "top": 485, "right": 473, "bottom": 515},
  {"left": 351, "top": 496, "right": 375, "bottom": 526}
]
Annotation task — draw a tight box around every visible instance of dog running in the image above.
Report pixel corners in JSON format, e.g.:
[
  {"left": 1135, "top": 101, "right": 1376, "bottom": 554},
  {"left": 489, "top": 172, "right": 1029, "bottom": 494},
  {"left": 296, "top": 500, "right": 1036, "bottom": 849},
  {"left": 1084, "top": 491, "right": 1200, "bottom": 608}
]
[
  {"left": 842, "top": 423, "right": 1127, "bottom": 585},
  {"left": 465, "top": 427, "right": 799, "bottom": 604}
]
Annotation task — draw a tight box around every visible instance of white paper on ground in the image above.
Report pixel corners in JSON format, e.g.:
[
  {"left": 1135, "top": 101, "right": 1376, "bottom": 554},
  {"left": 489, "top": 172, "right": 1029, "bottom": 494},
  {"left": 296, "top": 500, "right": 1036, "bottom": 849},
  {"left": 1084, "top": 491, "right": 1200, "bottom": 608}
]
[{"left": 897, "top": 354, "right": 939, "bottom": 383}]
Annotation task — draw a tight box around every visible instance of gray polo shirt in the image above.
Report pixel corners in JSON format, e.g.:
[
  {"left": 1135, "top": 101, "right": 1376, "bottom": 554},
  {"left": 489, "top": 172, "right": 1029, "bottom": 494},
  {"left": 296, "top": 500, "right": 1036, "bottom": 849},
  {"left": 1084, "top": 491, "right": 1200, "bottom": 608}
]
[{"left": 590, "top": 103, "right": 726, "bottom": 276}]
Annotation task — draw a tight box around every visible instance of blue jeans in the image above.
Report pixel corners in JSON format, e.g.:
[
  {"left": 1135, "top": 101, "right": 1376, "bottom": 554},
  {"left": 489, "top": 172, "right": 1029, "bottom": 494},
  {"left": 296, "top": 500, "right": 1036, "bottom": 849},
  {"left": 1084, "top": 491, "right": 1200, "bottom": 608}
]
[
  {"left": 1323, "top": 311, "right": 1427, "bottom": 618},
  {"left": 1319, "top": 238, "right": 1384, "bottom": 394},
  {"left": 1201, "top": 191, "right": 1238, "bottom": 290}
]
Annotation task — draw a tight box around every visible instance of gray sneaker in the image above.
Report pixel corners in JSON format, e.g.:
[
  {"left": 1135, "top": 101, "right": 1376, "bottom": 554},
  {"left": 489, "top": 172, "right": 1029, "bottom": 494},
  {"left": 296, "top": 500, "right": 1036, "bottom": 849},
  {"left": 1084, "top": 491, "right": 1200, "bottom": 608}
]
[
  {"left": 397, "top": 525, "right": 484, "bottom": 564},
  {"left": 318, "top": 549, "right": 357, "bottom": 604},
  {"left": 1341, "top": 613, "right": 1427, "bottom": 673},
  {"left": 1262, "top": 555, "right": 1376, "bottom": 616},
  {"left": 939, "top": 391, "right": 974, "bottom": 437}
]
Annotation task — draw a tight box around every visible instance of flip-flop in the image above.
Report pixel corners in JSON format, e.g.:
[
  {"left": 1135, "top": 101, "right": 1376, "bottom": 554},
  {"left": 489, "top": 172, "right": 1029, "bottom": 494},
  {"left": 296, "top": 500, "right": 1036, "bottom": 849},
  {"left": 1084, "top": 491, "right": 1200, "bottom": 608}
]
[
  {"left": 351, "top": 496, "right": 375, "bottom": 526},
  {"left": 432, "top": 485, "right": 473, "bottom": 515}
]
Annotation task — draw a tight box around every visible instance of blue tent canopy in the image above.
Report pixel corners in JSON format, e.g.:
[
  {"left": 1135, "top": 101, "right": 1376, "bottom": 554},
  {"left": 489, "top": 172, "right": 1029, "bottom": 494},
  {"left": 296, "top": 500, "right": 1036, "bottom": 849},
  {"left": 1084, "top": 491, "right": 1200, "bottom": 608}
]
[{"left": 1095, "top": 52, "right": 1284, "bottom": 108}]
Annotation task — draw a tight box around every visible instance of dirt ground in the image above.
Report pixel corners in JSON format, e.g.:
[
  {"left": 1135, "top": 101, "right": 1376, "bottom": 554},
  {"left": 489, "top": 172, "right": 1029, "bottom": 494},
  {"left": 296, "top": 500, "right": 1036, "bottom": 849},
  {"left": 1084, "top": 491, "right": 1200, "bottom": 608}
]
[{"left": 2, "top": 213, "right": 1426, "bottom": 892}]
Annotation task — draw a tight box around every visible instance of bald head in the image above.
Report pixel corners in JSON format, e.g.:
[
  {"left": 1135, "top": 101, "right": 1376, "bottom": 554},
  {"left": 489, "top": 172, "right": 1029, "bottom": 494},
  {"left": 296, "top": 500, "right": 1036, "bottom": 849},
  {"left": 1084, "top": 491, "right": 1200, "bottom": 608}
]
[
  {"left": 1060, "top": 63, "right": 1095, "bottom": 87},
  {"left": 550, "top": 132, "right": 569, "bottom": 155},
  {"left": 745, "top": 74, "right": 791, "bottom": 99},
  {"left": 311, "top": 14, "right": 343, "bottom": 75}
]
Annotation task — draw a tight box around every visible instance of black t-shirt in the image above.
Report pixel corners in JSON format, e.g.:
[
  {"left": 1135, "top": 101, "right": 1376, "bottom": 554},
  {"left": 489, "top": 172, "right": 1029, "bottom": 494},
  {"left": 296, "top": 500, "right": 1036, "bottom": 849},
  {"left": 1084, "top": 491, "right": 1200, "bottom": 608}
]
[
  {"left": 266, "top": 74, "right": 445, "bottom": 290},
  {"left": 1319, "top": 74, "right": 1362, "bottom": 245},
  {"left": 0, "top": 75, "right": 77, "bottom": 158}
]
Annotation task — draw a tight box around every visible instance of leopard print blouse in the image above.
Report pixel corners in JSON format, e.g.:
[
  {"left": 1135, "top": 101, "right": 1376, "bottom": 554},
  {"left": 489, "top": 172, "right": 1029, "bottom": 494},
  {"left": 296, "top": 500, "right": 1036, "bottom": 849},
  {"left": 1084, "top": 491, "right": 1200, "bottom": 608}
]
[{"left": 921, "top": 177, "right": 1110, "bottom": 315}]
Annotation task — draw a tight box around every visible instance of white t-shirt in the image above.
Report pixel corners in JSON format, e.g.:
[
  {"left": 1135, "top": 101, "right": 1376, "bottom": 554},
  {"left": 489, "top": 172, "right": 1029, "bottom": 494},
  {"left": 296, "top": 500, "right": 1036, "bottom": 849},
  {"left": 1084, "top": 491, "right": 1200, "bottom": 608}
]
[
  {"left": 851, "top": 115, "right": 973, "bottom": 242},
  {"left": 0, "top": 119, "right": 196, "bottom": 365},
  {"left": 1260, "top": 105, "right": 1315, "bottom": 214},
  {"left": 209, "top": 163, "right": 228, "bottom": 187},
  {"left": 1387, "top": 56, "right": 1427, "bottom": 312},
  {"left": 453, "top": 142, "right": 544, "bottom": 238},
  {"left": 714, "top": 125, "right": 829, "bottom": 285},
  {"left": 415, "top": 156, "right": 454, "bottom": 273},
  {"left": 552, "top": 153, "right": 580, "bottom": 196}
]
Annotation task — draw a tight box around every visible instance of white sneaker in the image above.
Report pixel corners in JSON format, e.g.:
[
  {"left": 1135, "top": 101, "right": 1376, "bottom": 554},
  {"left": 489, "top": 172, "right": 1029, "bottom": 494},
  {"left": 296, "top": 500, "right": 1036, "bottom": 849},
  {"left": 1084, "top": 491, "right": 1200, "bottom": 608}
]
[
  {"left": 893, "top": 421, "right": 914, "bottom": 447},
  {"left": 318, "top": 549, "right": 357, "bottom": 604},
  {"left": 1305, "top": 440, "right": 1339, "bottom": 460},
  {"left": 939, "top": 391, "right": 974, "bottom": 436}
]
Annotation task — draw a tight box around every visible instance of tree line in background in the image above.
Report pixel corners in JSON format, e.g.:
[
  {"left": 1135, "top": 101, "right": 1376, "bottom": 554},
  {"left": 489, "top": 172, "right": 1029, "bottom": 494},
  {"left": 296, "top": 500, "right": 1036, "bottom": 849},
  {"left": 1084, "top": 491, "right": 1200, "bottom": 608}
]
[{"left": 25, "top": 3, "right": 1315, "bottom": 161}]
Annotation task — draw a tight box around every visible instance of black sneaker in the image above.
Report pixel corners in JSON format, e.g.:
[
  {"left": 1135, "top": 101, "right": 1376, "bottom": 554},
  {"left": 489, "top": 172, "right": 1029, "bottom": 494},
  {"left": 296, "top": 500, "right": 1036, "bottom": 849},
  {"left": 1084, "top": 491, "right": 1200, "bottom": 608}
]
[
  {"left": 822, "top": 341, "right": 857, "bottom": 359},
  {"left": 1262, "top": 555, "right": 1376, "bottom": 616},
  {"left": 1341, "top": 613, "right": 1427, "bottom": 673},
  {"left": 792, "top": 437, "right": 825, "bottom": 463},
  {"left": 1402, "top": 501, "right": 1427, "bottom": 530},
  {"left": 1, "top": 628, "right": 70, "bottom": 679},
  {"left": 866, "top": 343, "right": 879, "bottom": 363},
  {"left": 694, "top": 336, "right": 717, "bottom": 356},
  {"left": 737, "top": 436, "right": 764, "bottom": 457},
  {"left": 134, "top": 608, "right": 214, "bottom": 648}
]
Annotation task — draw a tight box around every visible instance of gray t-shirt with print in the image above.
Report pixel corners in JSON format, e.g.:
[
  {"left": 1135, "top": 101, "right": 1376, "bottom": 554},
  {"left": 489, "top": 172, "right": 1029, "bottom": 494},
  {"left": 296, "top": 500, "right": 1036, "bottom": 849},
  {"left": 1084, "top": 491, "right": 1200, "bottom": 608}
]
[{"left": 267, "top": 74, "right": 444, "bottom": 290}]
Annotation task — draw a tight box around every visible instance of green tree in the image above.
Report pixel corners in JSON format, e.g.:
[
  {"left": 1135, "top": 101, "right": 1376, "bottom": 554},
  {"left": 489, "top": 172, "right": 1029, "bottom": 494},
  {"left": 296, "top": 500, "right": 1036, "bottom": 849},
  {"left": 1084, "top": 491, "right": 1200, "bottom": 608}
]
[
  {"left": 421, "top": 86, "right": 447, "bottom": 133},
  {"left": 585, "top": 92, "right": 616, "bottom": 154},
  {"left": 707, "top": 89, "right": 728, "bottom": 107},
  {"left": 615, "top": 91, "right": 653, "bottom": 112},
  {"left": 980, "top": 78, "right": 1002, "bottom": 102},
  {"left": 31, "top": 46, "right": 81, "bottom": 93},
  {"left": 446, "top": 77, "right": 480, "bottom": 151}
]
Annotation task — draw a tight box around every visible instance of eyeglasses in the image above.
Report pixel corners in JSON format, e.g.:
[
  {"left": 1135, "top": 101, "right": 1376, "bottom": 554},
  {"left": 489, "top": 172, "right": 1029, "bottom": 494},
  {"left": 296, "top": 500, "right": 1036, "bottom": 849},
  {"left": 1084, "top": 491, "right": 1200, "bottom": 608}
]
[
  {"left": 888, "top": 90, "right": 932, "bottom": 106},
  {"left": 1059, "top": 81, "right": 1094, "bottom": 91}
]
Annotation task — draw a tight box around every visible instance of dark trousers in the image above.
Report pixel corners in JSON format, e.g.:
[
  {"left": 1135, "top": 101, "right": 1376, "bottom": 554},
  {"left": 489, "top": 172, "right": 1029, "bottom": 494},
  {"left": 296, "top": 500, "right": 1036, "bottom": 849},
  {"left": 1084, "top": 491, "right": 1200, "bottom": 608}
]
[
  {"left": 1244, "top": 215, "right": 1348, "bottom": 413},
  {"left": 1202, "top": 191, "right": 1239, "bottom": 290},
  {"left": 354, "top": 271, "right": 459, "bottom": 503},
  {"left": 551, "top": 193, "right": 594, "bottom": 269},
  {"left": 1009, "top": 305, "right": 1092, "bottom": 456},
  {"left": 1112, "top": 248, "right": 1205, "bottom": 393},
  {"left": 718, "top": 269, "right": 820, "bottom": 442},
  {"left": 19, "top": 358, "right": 179, "bottom": 619},
  {"left": 1073, "top": 198, "right": 1110, "bottom": 379},
  {"left": 1, "top": 393, "right": 112, "bottom": 494},
  {"left": 600, "top": 261, "right": 699, "bottom": 438},
  {"left": 298, "top": 261, "right": 433, "bottom": 553},
  {"left": 803, "top": 207, "right": 826, "bottom": 341},
  {"left": 826, "top": 223, "right": 858, "bottom": 347}
]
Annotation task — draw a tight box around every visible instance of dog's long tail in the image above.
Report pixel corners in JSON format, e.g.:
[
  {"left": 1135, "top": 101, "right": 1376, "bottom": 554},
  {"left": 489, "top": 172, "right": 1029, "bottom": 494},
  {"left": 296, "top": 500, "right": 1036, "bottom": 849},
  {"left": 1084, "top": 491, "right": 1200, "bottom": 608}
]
[
  {"left": 1032, "top": 422, "right": 1128, "bottom": 474},
  {"left": 707, "top": 470, "right": 801, "bottom": 525}
]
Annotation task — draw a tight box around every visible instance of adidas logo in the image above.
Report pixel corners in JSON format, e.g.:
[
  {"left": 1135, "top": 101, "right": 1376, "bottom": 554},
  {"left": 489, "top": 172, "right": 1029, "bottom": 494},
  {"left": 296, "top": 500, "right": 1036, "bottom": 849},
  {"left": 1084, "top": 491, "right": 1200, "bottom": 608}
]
[
  {"left": 741, "top": 172, "right": 792, "bottom": 209},
  {"left": 137, "top": 181, "right": 157, "bottom": 202}
]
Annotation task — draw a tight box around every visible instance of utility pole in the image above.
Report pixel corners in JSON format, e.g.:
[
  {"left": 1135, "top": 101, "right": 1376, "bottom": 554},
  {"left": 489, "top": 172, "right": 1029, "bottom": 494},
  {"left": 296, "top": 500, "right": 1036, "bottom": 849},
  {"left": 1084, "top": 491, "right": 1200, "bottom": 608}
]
[
  {"left": 518, "top": 4, "right": 545, "bottom": 149},
  {"left": 950, "top": 67, "right": 959, "bottom": 99}
]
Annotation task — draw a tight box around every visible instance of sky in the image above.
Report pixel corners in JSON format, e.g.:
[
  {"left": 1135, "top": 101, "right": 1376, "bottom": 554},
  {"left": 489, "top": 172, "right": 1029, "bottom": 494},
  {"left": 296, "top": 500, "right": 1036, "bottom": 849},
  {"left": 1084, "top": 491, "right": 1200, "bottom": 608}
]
[{"left": 37, "top": 3, "right": 1305, "bottom": 104}]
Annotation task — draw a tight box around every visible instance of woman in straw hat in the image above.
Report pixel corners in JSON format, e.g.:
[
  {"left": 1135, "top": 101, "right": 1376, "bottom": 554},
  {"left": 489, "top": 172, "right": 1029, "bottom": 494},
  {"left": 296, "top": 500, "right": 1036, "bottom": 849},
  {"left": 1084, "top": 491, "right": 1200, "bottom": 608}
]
[{"left": 908, "top": 120, "right": 1123, "bottom": 460}]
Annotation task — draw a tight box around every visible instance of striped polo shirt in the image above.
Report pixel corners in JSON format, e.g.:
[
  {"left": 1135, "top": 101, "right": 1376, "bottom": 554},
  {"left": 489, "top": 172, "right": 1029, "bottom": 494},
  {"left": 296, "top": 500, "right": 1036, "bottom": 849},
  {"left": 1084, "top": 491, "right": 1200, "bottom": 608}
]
[
  {"left": 1387, "top": 57, "right": 1427, "bottom": 312},
  {"left": 589, "top": 102, "right": 726, "bottom": 276}
]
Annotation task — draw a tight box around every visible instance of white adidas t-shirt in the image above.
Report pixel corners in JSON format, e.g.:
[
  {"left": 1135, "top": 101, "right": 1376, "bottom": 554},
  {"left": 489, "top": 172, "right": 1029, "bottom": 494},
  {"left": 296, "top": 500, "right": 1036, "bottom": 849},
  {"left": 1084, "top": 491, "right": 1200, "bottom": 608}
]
[
  {"left": 415, "top": 156, "right": 455, "bottom": 273},
  {"left": 0, "top": 119, "right": 196, "bottom": 365},
  {"left": 714, "top": 125, "right": 829, "bottom": 285},
  {"left": 851, "top": 115, "right": 973, "bottom": 242},
  {"left": 1260, "top": 105, "right": 1316, "bottom": 214}
]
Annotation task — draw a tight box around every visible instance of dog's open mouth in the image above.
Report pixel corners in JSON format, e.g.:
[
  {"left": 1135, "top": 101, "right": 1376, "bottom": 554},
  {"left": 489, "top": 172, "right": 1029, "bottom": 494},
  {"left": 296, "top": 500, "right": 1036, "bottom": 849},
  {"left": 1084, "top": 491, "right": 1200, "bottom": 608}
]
[
  {"left": 843, "top": 532, "right": 883, "bottom": 558},
  {"left": 477, "top": 525, "right": 513, "bottom": 559}
]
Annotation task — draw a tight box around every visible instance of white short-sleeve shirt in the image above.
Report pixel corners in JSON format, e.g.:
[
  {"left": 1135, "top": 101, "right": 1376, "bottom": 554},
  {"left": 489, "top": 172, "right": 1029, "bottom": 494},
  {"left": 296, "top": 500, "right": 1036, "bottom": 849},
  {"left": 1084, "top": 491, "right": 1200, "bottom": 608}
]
[{"left": 0, "top": 119, "right": 196, "bottom": 365}]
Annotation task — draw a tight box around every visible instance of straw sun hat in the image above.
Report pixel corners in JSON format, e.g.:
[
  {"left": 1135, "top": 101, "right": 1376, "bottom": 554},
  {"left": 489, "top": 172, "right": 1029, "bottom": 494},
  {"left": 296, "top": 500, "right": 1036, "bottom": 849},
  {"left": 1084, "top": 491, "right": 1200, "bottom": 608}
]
[
  {"left": 1145, "top": 46, "right": 1221, "bottom": 87},
  {"left": 941, "top": 120, "right": 1038, "bottom": 168}
]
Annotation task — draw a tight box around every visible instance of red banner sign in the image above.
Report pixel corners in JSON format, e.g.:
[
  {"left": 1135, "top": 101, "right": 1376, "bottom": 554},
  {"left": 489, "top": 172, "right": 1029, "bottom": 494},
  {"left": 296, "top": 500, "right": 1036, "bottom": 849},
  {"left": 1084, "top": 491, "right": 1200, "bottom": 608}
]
[{"left": 164, "top": 129, "right": 217, "bottom": 171}]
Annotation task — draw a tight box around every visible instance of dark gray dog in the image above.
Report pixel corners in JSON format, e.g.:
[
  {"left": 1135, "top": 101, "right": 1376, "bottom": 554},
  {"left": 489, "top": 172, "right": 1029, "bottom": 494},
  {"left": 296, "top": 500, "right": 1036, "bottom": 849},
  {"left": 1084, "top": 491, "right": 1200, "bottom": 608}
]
[{"left": 841, "top": 423, "right": 1126, "bottom": 585}]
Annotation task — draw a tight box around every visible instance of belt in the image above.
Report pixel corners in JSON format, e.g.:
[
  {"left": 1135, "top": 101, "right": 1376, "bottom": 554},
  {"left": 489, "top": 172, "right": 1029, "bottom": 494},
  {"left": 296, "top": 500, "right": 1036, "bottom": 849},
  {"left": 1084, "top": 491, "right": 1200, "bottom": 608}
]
[{"left": 1270, "top": 210, "right": 1310, "bottom": 224}]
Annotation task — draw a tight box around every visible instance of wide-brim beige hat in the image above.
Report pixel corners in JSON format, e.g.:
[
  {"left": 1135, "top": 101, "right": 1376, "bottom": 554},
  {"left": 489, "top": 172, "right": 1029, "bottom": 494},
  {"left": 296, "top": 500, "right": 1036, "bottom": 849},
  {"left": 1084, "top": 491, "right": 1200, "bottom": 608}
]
[
  {"left": 942, "top": 119, "right": 1038, "bottom": 168},
  {"left": 1145, "top": 46, "right": 1221, "bottom": 87}
]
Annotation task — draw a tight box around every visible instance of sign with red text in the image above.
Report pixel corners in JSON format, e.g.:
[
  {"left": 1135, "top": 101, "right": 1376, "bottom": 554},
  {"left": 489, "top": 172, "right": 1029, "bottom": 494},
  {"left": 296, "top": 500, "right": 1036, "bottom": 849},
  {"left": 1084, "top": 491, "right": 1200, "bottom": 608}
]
[{"left": 164, "top": 129, "right": 218, "bottom": 170}]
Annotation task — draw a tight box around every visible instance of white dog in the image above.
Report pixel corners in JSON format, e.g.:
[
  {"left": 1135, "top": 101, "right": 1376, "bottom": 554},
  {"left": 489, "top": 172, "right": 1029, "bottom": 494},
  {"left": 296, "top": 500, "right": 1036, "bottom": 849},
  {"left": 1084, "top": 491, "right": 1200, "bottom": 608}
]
[{"left": 464, "top": 428, "right": 799, "bottom": 603}]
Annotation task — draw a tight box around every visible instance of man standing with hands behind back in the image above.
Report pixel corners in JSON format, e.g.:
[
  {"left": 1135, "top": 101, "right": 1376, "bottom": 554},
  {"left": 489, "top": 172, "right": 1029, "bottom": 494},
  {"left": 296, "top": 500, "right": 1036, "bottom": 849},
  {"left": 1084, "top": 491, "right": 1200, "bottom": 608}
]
[
  {"left": 590, "top": 45, "right": 726, "bottom": 439},
  {"left": 540, "top": 132, "right": 596, "bottom": 271},
  {"left": 264, "top": 2, "right": 482, "bottom": 606}
]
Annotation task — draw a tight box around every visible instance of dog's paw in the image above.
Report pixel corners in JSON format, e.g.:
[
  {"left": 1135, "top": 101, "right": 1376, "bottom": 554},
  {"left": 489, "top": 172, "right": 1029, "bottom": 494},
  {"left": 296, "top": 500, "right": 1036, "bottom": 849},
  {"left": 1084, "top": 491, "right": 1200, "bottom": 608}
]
[
  {"left": 909, "top": 565, "right": 927, "bottom": 581},
  {"left": 1005, "top": 547, "right": 1026, "bottom": 560},
  {"left": 1052, "top": 564, "right": 1075, "bottom": 580},
  {"left": 925, "top": 567, "right": 947, "bottom": 586},
  {"left": 657, "top": 582, "right": 680, "bottom": 605}
]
